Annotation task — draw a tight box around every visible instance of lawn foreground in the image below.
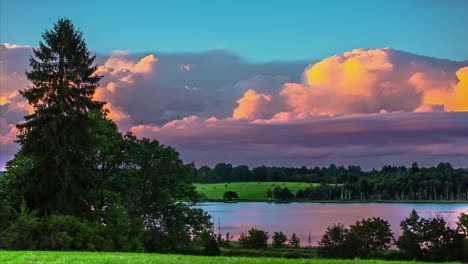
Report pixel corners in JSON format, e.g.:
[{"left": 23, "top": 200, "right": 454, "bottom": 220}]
[{"left": 0, "top": 251, "right": 462, "bottom": 264}]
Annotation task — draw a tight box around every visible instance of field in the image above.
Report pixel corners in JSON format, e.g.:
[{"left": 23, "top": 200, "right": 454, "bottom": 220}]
[
  {"left": 0, "top": 251, "right": 461, "bottom": 264},
  {"left": 194, "top": 182, "right": 316, "bottom": 200}
]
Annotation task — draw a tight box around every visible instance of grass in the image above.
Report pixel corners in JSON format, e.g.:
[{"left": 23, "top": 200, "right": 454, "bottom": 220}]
[
  {"left": 0, "top": 251, "right": 462, "bottom": 264},
  {"left": 193, "top": 182, "right": 468, "bottom": 203},
  {"left": 193, "top": 182, "right": 316, "bottom": 200}
]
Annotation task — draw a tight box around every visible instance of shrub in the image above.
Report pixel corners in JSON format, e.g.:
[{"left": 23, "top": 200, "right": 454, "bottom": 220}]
[
  {"left": 239, "top": 227, "right": 269, "bottom": 249},
  {"left": 3, "top": 209, "right": 41, "bottom": 250},
  {"left": 204, "top": 237, "right": 220, "bottom": 256},
  {"left": 223, "top": 191, "right": 239, "bottom": 201}
]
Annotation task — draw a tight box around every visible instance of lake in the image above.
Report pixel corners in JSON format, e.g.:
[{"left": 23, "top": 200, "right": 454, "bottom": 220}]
[{"left": 197, "top": 202, "right": 468, "bottom": 246}]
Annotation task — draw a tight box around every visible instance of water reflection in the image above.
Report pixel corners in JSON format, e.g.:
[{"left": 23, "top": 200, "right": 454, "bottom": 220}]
[{"left": 197, "top": 202, "right": 468, "bottom": 245}]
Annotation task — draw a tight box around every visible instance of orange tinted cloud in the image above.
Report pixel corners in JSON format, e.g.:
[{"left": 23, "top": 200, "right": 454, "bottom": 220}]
[
  {"left": 277, "top": 48, "right": 466, "bottom": 117},
  {"left": 233, "top": 89, "right": 275, "bottom": 119},
  {"left": 419, "top": 67, "right": 468, "bottom": 111}
]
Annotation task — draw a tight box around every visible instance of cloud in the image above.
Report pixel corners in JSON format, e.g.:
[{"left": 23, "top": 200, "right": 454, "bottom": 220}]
[
  {"left": 414, "top": 104, "right": 445, "bottom": 113},
  {"left": 233, "top": 89, "right": 279, "bottom": 120},
  {"left": 1, "top": 44, "right": 467, "bottom": 170},
  {"left": 275, "top": 48, "right": 467, "bottom": 117},
  {"left": 129, "top": 112, "right": 468, "bottom": 169}
]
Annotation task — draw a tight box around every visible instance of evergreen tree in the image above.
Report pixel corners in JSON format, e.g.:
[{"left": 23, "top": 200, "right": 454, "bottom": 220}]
[
  {"left": 289, "top": 233, "right": 300, "bottom": 248},
  {"left": 11, "top": 18, "right": 106, "bottom": 217}
]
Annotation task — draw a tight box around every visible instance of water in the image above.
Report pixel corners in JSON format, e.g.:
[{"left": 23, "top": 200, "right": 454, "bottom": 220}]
[{"left": 197, "top": 202, "right": 468, "bottom": 246}]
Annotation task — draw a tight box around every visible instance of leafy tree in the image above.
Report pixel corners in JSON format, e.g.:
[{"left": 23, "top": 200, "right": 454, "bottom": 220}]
[
  {"left": 397, "top": 210, "right": 466, "bottom": 261},
  {"left": 289, "top": 233, "right": 300, "bottom": 248},
  {"left": 317, "top": 223, "right": 349, "bottom": 258},
  {"left": 272, "top": 231, "right": 287, "bottom": 248},
  {"left": 113, "top": 134, "right": 212, "bottom": 252},
  {"left": 396, "top": 209, "right": 423, "bottom": 259},
  {"left": 223, "top": 191, "right": 239, "bottom": 201},
  {"left": 348, "top": 217, "right": 393, "bottom": 257},
  {"left": 231, "top": 165, "right": 252, "bottom": 182},
  {"left": 239, "top": 228, "right": 269, "bottom": 249},
  {"left": 8, "top": 18, "right": 106, "bottom": 217}
]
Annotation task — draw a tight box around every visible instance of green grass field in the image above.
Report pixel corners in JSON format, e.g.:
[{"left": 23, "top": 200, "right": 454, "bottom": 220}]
[
  {"left": 194, "top": 182, "right": 316, "bottom": 200},
  {"left": 0, "top": 251, "right": 461, "bottom": 264}
]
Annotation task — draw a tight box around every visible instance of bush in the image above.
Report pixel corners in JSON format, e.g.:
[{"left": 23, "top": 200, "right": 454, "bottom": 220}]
[
  {"left": 223, "top": 191, "right": 239, "bottom": 201},
  {"left": 204, "top": 237, "right": 220, "bottom": 256},
  {"left": 2, "top": 205, "right": 145, "bottom": 252},
  {"left": 239, "top": 228, "right": 269, "bottom": 249},
  {"left": 3, "top": 210, "right": 41, "bottom": 250}
]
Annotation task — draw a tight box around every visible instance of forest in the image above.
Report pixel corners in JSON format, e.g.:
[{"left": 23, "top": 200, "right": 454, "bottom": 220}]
[{"left": 192, "top": 163, "right": 468, "bottom": 201}]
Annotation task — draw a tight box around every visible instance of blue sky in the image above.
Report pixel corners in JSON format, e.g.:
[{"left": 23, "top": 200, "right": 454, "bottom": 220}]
[{"left": 1, "top": 0, "right": 467, "bottom": 62}]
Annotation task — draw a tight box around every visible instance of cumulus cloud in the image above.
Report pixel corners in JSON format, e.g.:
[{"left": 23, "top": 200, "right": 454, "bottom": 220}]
[
  {"left": 233, "top": 89, "right": 280, "bottom": 120},
  {"left": 1, "top": 43, "right": 467, "bottom": 170},
  {"left": 274, "top": 48, "right": 467, "bottom": 117}
]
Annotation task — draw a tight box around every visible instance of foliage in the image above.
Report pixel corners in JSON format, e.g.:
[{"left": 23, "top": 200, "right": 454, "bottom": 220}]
[
  {"left": 273, "top": 186, "right": 294, "bottom": 201},
  {"left": 348, "top": 217, "right": 394, "bottom": 257},
  {"left": 317, "top": 218, "right": 393, "bottom": 258},
  {"left": 0, "top": 18, "right": 212, "bottom": 254},
  {"left": 272, "top": 231, "right": 288, "bottom": 248},
  {"left": 223, "top": 191, "right": 239, "bottom": 201},
  {"left": 318, "top": 223, "right": 349, "bottom": 258},
  {"left": 10, "top": 18, "right": 107, "bottom": 218},
  {"left": 289, "top": 233, "right": 300, "bottom": 248},
  {"left": 397, "top": 210, "right": 466, "bottom": 261},
  {"left": 193, "top": 162, "right": 468, "bottom": 202},
  {"left": 239, "top": 228, "right": 269, "bottom": 249},
  {"left": 203, "top": 237, "right": 221, "bottom": 256},
  {"left": 216, "top": 232, "right": 233, "bottom": 248}
]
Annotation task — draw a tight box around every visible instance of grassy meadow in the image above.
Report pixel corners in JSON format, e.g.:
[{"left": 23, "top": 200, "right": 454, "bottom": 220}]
[
  {"left": 0, "top": 251, "right": 462, "bottom": 264},
  {"left": 193, "top": 182, "right": 316, "bottom": 200}
]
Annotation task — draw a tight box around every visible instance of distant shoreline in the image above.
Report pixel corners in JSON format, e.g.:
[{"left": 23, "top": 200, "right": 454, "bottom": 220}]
[{"left": 202, "top": 199, "right": 468, "bottom": 204}]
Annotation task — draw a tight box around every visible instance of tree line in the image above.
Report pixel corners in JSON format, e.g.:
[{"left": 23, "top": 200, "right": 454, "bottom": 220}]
[
  {"left": 223, "top": 210, "right": 468, "bottom": 262},
  {"left": 194, "top": 162, "right": 468, "bottom": 201}
]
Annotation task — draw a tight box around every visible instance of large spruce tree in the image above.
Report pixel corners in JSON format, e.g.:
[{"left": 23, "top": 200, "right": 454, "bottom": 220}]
[{"left": 14, "top": 18, "right": 106, "bottom": 217}]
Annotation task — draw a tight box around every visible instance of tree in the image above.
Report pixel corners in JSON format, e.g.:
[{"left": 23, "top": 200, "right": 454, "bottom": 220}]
[
  {"left": 272, "top": 231, "right": 287, "bottom": 248},
  {"left": 289, "top": 233, "right": 300, "bottom": 248},
  {"left": 114, "top": 134, "right": 212, "bottom": 252},
  {"left": 223, "top": 191, "right": 239, "bottom": 201},
  {"left": 7, "top": 18, "right": 107, "bottom": 217},
  {"left": 318, "top": 223, "right": 349, "bottom": 258},
  {"left": 347, "top": 217, "right": 393, "bottom": 257},
  {"left": 239, "top": 228, "right": 269, "bottom": 249}
]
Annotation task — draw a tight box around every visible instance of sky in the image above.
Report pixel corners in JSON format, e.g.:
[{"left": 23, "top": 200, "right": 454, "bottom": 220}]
[
  {"left": 1, "top": 1, "right": 468, "bottom": 170},
  {"left": 1, "top": 0, "right": 468, "bottom": 62}
]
